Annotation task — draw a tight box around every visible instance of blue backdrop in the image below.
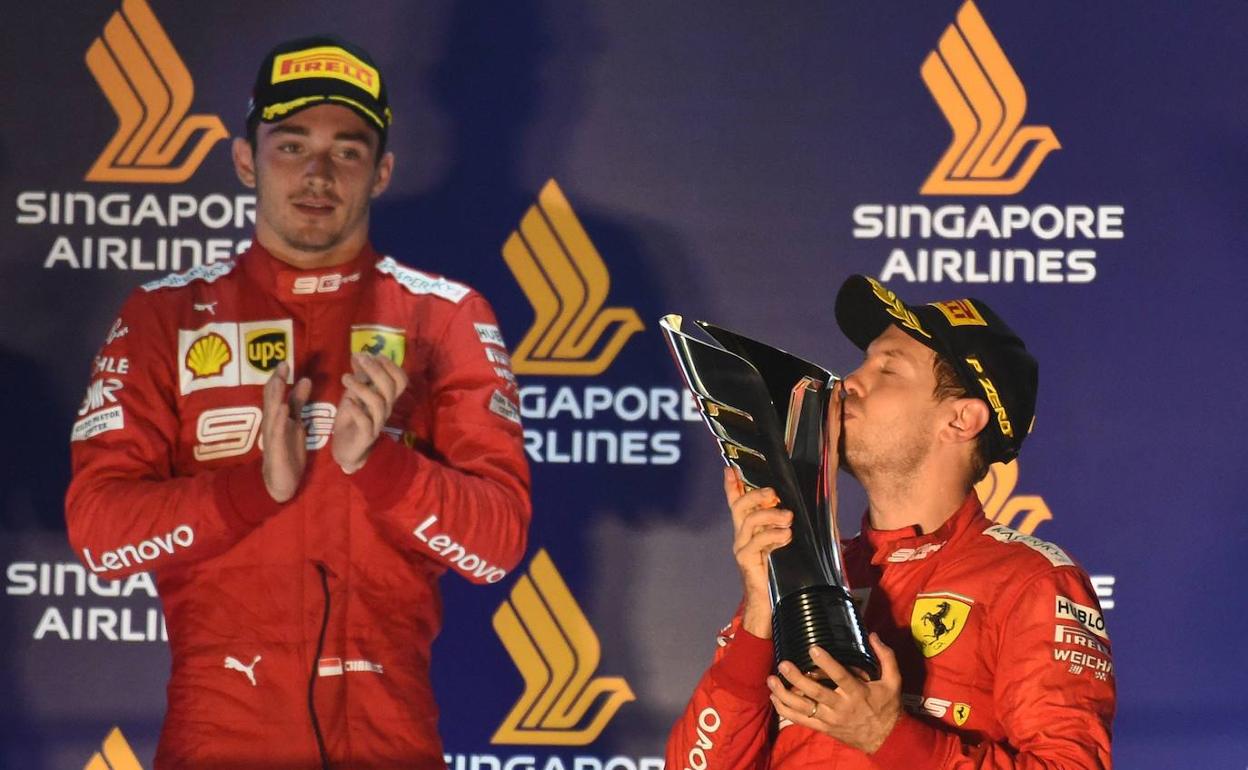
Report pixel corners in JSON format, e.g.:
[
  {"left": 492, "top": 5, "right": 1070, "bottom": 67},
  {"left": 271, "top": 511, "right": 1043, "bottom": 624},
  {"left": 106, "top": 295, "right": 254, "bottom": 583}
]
[{"left": 2, "top": 1, "right": 1245, "bottom": 767}]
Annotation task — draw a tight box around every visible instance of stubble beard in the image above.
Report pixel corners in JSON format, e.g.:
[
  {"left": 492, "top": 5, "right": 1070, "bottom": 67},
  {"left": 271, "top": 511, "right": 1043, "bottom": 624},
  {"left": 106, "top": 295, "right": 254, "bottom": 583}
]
[{"left": 840, "top": 422, "right": 931, "bottom": 490}]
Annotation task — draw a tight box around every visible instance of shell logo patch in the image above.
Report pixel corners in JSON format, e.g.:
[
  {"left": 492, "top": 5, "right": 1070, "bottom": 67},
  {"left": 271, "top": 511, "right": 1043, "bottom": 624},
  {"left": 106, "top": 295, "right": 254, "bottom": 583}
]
[
  {"left": 911, "top": 592, "right": 973, "bottom": 658},
  {"left": 185, "top": 332, "right": 232, "bottom": 379}
]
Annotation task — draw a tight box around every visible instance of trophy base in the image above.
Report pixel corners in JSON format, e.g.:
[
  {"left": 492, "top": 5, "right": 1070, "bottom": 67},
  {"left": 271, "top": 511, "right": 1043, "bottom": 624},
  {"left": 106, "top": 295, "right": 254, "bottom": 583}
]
[{"left": 772, "top": 584, "right": 880, "bottom": 685}]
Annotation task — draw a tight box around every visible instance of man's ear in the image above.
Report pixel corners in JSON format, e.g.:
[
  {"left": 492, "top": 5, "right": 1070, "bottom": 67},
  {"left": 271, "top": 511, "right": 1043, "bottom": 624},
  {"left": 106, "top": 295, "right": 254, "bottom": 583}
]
[
  {"left": 944, "top": 397, "right": 990, "bottom": 446},
  {"left": 232, "top": 137, "right": 257, "bottom": 188},
  {"left": 370, "top": 151, "right": 395, "bottom": 199}
]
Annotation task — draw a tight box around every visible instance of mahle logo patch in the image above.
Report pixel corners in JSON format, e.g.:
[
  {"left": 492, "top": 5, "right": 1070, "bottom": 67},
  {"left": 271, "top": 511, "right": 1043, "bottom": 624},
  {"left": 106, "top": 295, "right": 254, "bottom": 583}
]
[
  {"left": 911, "top": 592, "right": 974, "bottom": 658},
  {"left": 85, "top": 0, "right": 228, "bottom": 183},
  {"left": 920, "top": 0, "right": 1059, "bottom": 195}
]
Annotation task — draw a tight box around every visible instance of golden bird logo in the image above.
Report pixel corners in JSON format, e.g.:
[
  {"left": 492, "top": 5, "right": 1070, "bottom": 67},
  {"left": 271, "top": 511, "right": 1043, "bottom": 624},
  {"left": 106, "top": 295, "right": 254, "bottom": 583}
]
[
  {"left": 502, "top": 180, "right": 644, "bottom": 376},
  {"left": 492, "top": 549, "right": 635, "bottom": 745},
  {"left": 974, "top": 460, "right": 1053, "bottom": 534},
  {"left": 84, "top": 727, "right": 144, "bottom": 770},
  {"left": 85, "top": 0, "right": 228, "bottom": 183},
  {"left": 920, "top": 0, "right": 1060, "bottom": 195}
]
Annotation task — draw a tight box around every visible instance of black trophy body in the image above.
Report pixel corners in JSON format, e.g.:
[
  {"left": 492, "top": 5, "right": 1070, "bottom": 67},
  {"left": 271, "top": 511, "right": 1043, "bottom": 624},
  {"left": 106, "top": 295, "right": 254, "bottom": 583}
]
[{"left": 660, "top": 314, "right": 879, "bottom": 681}]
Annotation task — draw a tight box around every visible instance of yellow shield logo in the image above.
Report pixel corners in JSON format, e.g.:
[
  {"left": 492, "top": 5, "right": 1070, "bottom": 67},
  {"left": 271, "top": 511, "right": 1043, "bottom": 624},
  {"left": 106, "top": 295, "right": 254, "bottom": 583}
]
[
  {"left": 911, "top": 593, "right": 973, "bottom": 658},
  {"left": 952, "top": 702, "right": 971, "bottom": 726},
  {"left": 351, "top": 325, "right": 405, "bottom": 366}
]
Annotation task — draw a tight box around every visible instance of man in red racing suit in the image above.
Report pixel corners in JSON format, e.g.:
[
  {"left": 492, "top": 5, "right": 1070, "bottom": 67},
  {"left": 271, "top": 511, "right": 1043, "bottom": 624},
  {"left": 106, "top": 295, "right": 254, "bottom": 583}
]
[
  {"left": 666, "top": 276, "right": 1114, "bottom": 769},
  {"left": 66, "top": 36, "right": 529, "bottom": 769}
]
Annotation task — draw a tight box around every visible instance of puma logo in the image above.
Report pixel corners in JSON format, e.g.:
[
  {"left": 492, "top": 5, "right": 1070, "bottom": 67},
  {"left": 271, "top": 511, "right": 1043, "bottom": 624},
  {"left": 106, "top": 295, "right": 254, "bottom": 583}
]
[
  {"left": 224, "top": 654, "right": 261, "bottom": 686},
  {"left": 194, "top": 301, "right": 217, "bottom": 315}
]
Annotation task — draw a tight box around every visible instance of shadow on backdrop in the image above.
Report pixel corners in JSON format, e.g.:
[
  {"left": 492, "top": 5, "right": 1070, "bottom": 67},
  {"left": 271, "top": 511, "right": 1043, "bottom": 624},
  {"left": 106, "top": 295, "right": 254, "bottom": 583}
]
[{"left": 371, "top": 0, "right": 707, "bottom": 753}]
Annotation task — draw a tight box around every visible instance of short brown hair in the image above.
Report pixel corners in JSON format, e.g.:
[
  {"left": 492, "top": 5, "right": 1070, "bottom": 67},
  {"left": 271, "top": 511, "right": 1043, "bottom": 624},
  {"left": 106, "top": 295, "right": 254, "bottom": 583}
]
[{"left": 933, "top": 355, "right": 990, "bottom": 485}]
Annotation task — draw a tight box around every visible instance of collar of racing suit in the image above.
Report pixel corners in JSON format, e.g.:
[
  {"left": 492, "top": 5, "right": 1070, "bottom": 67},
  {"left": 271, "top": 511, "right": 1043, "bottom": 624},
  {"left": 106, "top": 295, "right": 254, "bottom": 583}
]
[
  {"left": 238, "top": 240, "right": 380, "bottom": 302},
  {"left": 859, "top": 490, "right": 983, "bottom": 565}
]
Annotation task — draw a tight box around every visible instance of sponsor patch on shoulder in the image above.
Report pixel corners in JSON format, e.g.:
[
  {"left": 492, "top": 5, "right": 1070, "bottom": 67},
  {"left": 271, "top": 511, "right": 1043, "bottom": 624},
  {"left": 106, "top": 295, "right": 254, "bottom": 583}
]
[
  {"left": 982, "top": 524, "right": 1073, "bottom": 567},
  {"left": 475, "top": 322, "right": 506, "bottom": 347},
  {"left": 375, "top": 256, "right": 470, "bottom": 303},
  {"left": 142, "top": 260, "right": 237, "bottom": 292},
  {"left": 489, "top": 389, "right": 522, "bottom": 424},
  {"left": 71, "top": 405, "right": 125, "bottom": 442}
]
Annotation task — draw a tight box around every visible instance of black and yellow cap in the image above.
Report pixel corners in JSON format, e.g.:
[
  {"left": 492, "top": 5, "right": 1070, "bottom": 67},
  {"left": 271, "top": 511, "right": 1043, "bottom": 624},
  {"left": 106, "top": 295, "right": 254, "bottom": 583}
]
[
  {"left": 834, "top": 275, "right": 1039, "bottom": 464},
  {"left": 246, "top": 35, "right": 391, "bottom": 138}
]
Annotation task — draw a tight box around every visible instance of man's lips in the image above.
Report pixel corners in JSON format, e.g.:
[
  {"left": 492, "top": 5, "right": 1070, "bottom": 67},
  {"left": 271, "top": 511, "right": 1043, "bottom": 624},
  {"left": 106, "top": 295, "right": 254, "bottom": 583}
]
[{"left": 292, "top": 199, "right": 337, "bottom": 216}]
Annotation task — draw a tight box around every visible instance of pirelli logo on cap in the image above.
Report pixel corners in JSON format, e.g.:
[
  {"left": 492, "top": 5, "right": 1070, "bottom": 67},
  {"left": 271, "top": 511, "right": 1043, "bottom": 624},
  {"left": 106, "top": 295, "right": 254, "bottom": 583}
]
[
  {"left": 931, "top": 299, "right": 987, "bottom": 327},
  {"left": 272, "top": 46, "right": 381, "bottom": 98}
]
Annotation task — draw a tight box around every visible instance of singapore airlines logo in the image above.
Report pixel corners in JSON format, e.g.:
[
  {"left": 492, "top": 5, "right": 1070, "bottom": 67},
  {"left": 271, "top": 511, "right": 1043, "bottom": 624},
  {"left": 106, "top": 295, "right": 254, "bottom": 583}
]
[
  {"left": 920, "top": 1, "right": 1060, "bottom": 195},
  {"left": 502, "top": 180, "right": 644, "bottom": 376},
  {"left": 974, "top": 460, "right": 1053, "bottom": 534},
  {"left": 85, "top": 0, "right": 228, "bottom": 183},
  {"left": 492, "top": 549, "right": 635, "bottom": 745},
  {"left": 84, "top": 727, "right": 144, "bottom": 770}
]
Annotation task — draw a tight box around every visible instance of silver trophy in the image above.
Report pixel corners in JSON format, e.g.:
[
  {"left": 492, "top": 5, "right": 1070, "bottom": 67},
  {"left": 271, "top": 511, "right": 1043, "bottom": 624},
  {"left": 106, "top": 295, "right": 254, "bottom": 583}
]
[{"left": 661, "top": 314, "right": 878, "bottom": 681}]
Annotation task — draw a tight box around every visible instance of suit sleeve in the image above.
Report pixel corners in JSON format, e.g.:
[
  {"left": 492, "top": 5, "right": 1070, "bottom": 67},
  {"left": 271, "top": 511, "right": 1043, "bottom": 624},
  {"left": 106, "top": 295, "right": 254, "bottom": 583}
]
[
  {"left": 348, "top": 293, "right": 531, "bottom": 583},
  {"left": 871, "top": 567, "right": 1115, "bottom": 769},
  {"left": 65, "top": 290, "right": 281, "bottom": 579},
  {"left": 664, "top": 612, "right": 774, "bottom": 770}
]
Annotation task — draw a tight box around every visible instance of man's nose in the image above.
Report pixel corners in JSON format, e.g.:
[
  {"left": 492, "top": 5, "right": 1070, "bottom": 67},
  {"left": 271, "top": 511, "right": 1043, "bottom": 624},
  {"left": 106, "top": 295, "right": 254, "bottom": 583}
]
[
  {"left": 303, "top": 151, "right": 334, "bottom": 183},
  {"left": 841, "top": 366, "right": 865, "bottom": 397}
]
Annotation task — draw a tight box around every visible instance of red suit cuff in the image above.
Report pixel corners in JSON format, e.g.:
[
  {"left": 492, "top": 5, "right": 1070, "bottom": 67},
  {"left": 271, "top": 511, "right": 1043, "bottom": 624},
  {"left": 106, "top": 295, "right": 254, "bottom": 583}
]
[
  {"left": 871, "top": 712, "right": 942, "bottom": 767},
  {"left": 214, "top": 460, "right": 282, "bottom": 526},
  {"left": 709, "top": 627, "right": 775, "bottom": 699},
  {"left": 348, "top": 438, "right": 418, "bottom": 511}
]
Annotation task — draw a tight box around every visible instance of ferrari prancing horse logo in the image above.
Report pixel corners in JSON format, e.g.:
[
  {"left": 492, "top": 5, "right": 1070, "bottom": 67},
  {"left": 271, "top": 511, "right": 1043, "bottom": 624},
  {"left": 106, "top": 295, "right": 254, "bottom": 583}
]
[{"left": 911, "top": 593, "right": 974, "bottom": 658}]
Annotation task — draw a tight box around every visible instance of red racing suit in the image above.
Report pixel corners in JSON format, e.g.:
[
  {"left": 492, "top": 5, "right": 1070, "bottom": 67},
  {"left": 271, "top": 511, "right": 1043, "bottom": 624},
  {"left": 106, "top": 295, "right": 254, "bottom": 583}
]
[
  {"left": 66, "top": 242, "right": 531, "bottom": 769},
  {"left": 665, "top": 493, "right": 1114, "bottom": 769}
]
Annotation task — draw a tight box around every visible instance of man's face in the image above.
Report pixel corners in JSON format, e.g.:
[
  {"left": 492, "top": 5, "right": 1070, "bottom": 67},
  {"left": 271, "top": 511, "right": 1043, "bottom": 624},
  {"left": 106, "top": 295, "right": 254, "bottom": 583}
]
[
  {"left": 839, "top": 325, "right": 944, "bottom": 482},
  {"left": 234, "top": 104, "right": 393, "bottom": 268}
]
